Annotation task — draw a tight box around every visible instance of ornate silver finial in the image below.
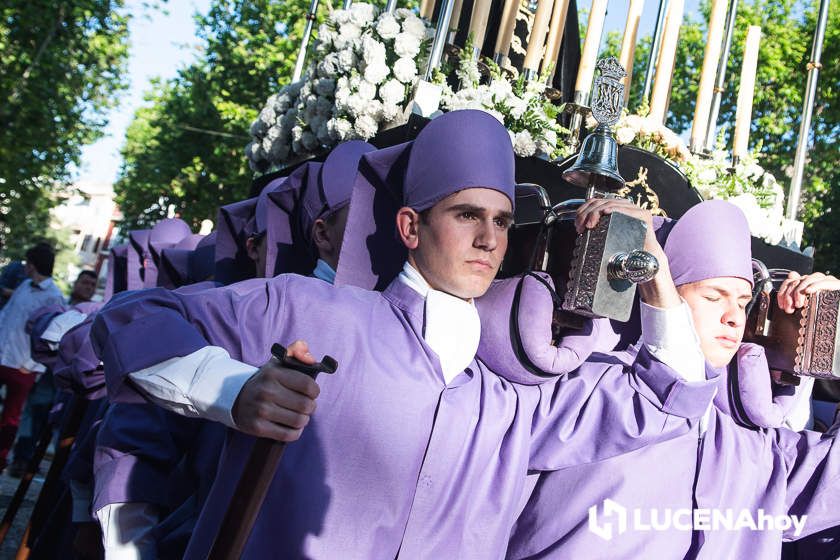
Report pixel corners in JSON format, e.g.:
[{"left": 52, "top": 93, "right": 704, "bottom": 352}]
[{"left": 590, "top": 57, "right": 627, "bottom": 128}]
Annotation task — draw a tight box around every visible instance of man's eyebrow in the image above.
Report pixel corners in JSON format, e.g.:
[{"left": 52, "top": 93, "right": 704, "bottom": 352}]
[{"left": 446, "top": 203, "right": 514, "bottom": 222}]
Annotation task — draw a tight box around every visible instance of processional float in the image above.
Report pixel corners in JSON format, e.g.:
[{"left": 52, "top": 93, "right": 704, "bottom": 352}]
[{"left": 235, "top": 0, "right": 838, "bottom": 552}]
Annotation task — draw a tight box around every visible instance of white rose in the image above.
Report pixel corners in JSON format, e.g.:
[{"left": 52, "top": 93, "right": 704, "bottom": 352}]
[
  {"left": 259, "top": 106, "right": 276, "bottom": 125},
  {"left": 350, "top": 2, "right": 376, "bottom": 26},
  {"left": 362, "top": 36, "right": 386, "bottom": 65},
  {"left": 697, "top": 167, "right": 718, "bottom": 184},
  {"left": 337, "top": 22, "right": 362, "bottom": 45},
  {"left": 356, "top": 79, "right": 377, "bottom": 101},
  {"left": 337, "top": 48, "right": 357, "bottom": 72},
  {"left": 513, "top": 130, "right": 537, "bottom": 157},
  {"left": 375, "top": 13, "right": 401, "bottom": 39},
  {"left": 318, "top": 54, "right": 339, "bottom": 78},
  {"left": 364, "top": 61, "right": 389, "bottom": 84},
  {"left": 394, "top": 32, "right": 421, "bottom": 58},
  {"left": 354, "top": 114, "right": 379, "bottom": 138},
  {"left": 314, "top": 77, "right": 336, "bottom": 96},
  {"left": 301, "top": 130, "right": 319, "bottom": 151},
  {"left": 268, "top": 139, "right": 290, "bottom": 162},
  {"left": 316, "top": 121, "right": 332, "bottom": 145},
  {"left": 615, "top": 126, "right": 636, "bottom": 145},
  {"left": 379, "top": 79, "right": 405, "bottom": 107},
  {"left": 327, "top": 117, "right": 353, "bottom": 141},
  {"left": 331, "top": 9, "right": 351, "bottom": 25},
  {"left": 393, "top": 57, "right": 417, "bottom": 83},
  {"left": 250, "top": 118, "right": 267, "bottom": 137},
  {"left": 401, "top": 14, "right": 427, "bottom": 39}
]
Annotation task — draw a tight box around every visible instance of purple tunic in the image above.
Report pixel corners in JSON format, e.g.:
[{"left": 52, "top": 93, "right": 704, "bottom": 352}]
[
  {"left": 508, "top": 345, "right": 840, "bottom": 559},
  {"left": 91, "top": 273, "right": 716, "bottom": 559}
]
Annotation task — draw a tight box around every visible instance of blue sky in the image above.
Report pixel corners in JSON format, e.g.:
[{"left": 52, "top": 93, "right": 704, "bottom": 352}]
[{"left": 76, "top": 0, "right": 702, "bottom": 186}]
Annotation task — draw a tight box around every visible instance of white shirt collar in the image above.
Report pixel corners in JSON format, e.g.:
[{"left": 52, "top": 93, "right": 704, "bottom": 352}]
[{"left": 397, "top": 262, "right": 481, "bottom": 384}]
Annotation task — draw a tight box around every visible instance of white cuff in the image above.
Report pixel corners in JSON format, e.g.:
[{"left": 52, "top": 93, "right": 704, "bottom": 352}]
[
  {"left": 128, "top": 346, "right": 258, "bottom": 428},
  {"left": 42, "top": 310, "right": 88, "bottom": 343},
  {"left": 640, "top": 300, "right": 705, "bottom": 383},
  {"left": 23, "top": 358, "right": 45, "bottom": 373},
  {"left": 95, "top": 502, "right": 159, "bottom": 560}
]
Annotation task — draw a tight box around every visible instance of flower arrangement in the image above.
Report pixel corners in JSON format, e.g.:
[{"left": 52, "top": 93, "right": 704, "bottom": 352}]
[
  {"left": 682, "top": 147, "right": 791, "bottom": 245},
  {"left": 587, "top": 107, "right": 691, "bottom": 164},
  {"left": 246, "top": 4, "right": 432, "bottom": 172},
  {"left": 441, "top": 42, "right": 571, "bottom": 160}
]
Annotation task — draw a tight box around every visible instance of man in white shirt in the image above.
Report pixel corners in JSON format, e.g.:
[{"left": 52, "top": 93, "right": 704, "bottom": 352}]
[{"left": 0, "top": 242, "right": 64, "bottom": 470}]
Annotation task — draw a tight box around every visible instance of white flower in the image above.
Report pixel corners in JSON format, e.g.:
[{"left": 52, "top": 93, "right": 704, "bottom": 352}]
[
  {"left": 394, "top": 32, "right": 421, "bottom": 58},
  {"left": 393, "top": 57, "right": 418, "bottom": 83},
  {"left": 356, "top": 79, "right": 377, "bottom": 101},
  {"left": 488, "top": 79, "right": 512, "bottom": 100},
  {"left": 259, "top": 106, "right": 276, "bottom": 125},
  {"left": 250, "top": 118, "right": 267, "bottom": 137},
  {"left": 337, "top": 22, "right": 362, "bottom": 46},
  {"left": 364, "top": 60, "right": 389, "bottom": 84},
  {"left": 314, "top": 77, "right": 336, "bottom": 96},
  {"left": 261, "top": 136, "right": 273, "bottom": 154},
  {"left": 380, "top": 79, "right": 405, "bottom": 107},
  {"left": 334, "top": 86, "right": 352, "bottom": 111},
  {"left": 317, "top": 24, "right": 335, "bottom": 47},
  {"left": 381, "top": 102, "right": 402, "bottom": 122},
  {"left": 401, "top": 14, "right": 427, "bottom": 39},
  {"left": 347, "top": 94, "right": 371, "bottom": 117},
  {"left": 318, "top": 54, "right": 339, "bottom": 78},
  {"left": 362, "top": 36, "right": 386, "bottom": 65},
  {"left": 513, "top": 130, "right": 537, "bottom": 157},
  {"left": 316, "top": 120, "right": 332, "bottom": 144},
  {"left": 697, "top": 167, "right": 718, "bottom": 184},
  {"left": 273, "top": 93, "right": 292, "bottom": 113},
  {"left": 336, "top": 49, "right": 357, "bottom": 73},
  {"left": 376, "top": 13, "right": 401, "bottom": 39},
  {"left": 327, "top": 117, "right": 353, "bottom": 141},
  {"left": 638, "top": 117, "right": 659, "bottom": 137},
  {"left": 268, "top": 139, "right": 290, "bottom": 162},
  {"left": 315, "top": 96, "right": 333, "bottom": 117},
  {"left": 266, "top": 125, "right": 282, "bottom": 141},
  {"left": 394, "top": 8, "right": 414, "bottom": 20},
  {"left": 354, "top": 114, "right": 379, "bottom": 138},
  {"left": 331, "top": 9, "right": 351, "bottom": 25},
  {"left": 507, "top": 96, "right": 528, "bottom": 120},
  {"left": 362, "top": 99, "right": 384, "bottom": 120},
  {"left": 300, "top": 130, "right": 319, "bottom": 151},
  {"left": 615, "top": 126, "right": 636, "bottom": 145},
  {"left": 350, "top": 2, "right": 376, "bottom": 26}
]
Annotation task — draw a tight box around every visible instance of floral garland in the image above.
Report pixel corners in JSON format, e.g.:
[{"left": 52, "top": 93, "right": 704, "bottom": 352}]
[
  {"left": 246, "top": 4, "right": 431, "bottom": 172},
  {"left": 589, "top": 109, "right": 691, "bottom": 164},
  {"left": 441, "top": 43, "right": 571, "bottom": 160}
]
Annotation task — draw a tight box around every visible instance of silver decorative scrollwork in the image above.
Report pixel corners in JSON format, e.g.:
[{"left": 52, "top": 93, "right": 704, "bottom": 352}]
[{"left": 590, "top": 57, "right": 627, "bottom": 128}]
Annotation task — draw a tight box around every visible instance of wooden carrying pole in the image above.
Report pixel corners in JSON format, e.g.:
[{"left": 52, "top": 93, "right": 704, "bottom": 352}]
[
  {"left": 15, "top": 396, "right": 89, "bottom": 560},
  {"left": 0, "top": 420, "right": 54, "bottom": 545},
  {"left": 207, "top": 344, "right": 337, "bottom": 560}
]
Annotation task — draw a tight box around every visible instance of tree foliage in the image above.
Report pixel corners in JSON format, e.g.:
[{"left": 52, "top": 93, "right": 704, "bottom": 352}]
[
  {"left": 114, "top": 0, "right": 325, "bottom": 231},
  {"left": 0, "top": 0, "right": 129, "bottom": 259}
]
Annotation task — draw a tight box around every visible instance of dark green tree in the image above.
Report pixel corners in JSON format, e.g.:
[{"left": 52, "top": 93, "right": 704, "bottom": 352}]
[{"left": 0, "top": 0, "right": 130, "bottom": 258}]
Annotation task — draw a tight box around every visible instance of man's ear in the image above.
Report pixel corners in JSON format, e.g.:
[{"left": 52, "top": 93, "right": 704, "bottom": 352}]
[
  {"left": 312, "top": 218, "right": 331, "bottom": 255},
  {"left": 396, "top": 207, "right": 420, "bottom": 250},
  {"left": 245, "top": 236, "right": 260, "bottom": 262}
]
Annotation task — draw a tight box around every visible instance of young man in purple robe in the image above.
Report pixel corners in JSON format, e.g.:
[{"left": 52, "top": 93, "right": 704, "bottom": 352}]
[
  {"left": 92, "top": 141, "right": 375, "bottom": 559},
  {"left": 507, "top": 199, "right": 840, "bottom": 560},
  {"left": 91, "top": 110, "right": 718, "bottom": 559}
]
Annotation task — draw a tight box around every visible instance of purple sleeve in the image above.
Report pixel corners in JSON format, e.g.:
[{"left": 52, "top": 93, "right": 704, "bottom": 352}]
[
  {"left": 54, "top": 318, "right": 107, "bottom": 400},
  {"left": 777, "top": 422, "right": 840, "bottom": 539},
  {"left": 91, "top": 277, "right": 291, "bottom": 402},
  {"left": 528, "top": 347, "right": 719, "bottom": 470}
]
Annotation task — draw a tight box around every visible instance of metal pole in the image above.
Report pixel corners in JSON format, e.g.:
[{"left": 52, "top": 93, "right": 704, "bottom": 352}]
[
  {"left": 641, "top": 0, "right": 668, "bottom": 102},
  {"left": 703, "top": 0, "right": 739, "bottom": 150},
  {"left": 425, "top": 0, "right": 455, "bottom": 80},
  {"left": 292, "top": 0, "right": 320, "bottom": 82},
  {"left": 385, "top": 0, "right": 399, "bottom": 13},
  {"left": 786, "top": 0, "right": 830, "bottom": 220},
  {"left": 343, "top": 0, "right": 352, "bottom": 8}
]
